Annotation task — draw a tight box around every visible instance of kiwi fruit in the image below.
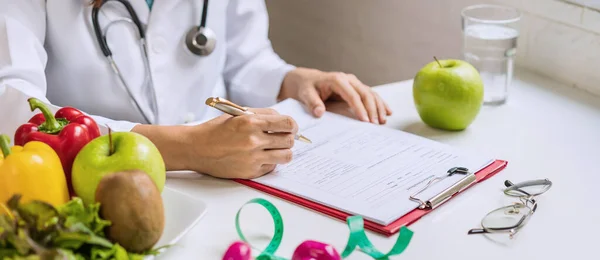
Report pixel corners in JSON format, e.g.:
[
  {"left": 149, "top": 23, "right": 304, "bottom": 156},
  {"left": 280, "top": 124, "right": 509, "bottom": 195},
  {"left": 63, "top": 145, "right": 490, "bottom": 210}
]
[{"left": 95, "top": 169, "right": 165, "bottom": 253}]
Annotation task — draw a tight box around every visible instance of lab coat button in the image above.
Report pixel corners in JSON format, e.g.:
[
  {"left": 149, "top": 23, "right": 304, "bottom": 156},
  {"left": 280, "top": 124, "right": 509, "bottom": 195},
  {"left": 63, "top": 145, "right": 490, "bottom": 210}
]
[{"left": 152, "top": 37, "right": 167, "bottom": 54}]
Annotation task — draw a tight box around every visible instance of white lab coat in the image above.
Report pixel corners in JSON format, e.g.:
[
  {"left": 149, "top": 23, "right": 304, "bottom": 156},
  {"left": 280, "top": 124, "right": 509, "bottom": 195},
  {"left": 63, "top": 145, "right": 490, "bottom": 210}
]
[{"left": 0, "top": 0, "right": 294, "bottom": 135}]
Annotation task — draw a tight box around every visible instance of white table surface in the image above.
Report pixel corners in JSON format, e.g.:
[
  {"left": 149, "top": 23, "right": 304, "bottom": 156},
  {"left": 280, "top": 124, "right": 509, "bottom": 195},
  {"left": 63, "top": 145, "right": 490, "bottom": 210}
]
[{"left": 158, "top": 68, "right": 600, "bottom": 260}]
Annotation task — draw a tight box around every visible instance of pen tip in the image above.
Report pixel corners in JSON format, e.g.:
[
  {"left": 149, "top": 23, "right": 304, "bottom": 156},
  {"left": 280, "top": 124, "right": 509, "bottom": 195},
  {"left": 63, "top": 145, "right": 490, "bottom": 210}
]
[{"left": 298, "top": 135, "right": 312, "bottom": 144}]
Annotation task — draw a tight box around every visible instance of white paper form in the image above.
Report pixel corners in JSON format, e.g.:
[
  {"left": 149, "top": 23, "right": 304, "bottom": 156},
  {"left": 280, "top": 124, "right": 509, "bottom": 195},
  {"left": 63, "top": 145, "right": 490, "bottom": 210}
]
[{"left": 255, "top": 99, "right": 494, "bottom": 225}]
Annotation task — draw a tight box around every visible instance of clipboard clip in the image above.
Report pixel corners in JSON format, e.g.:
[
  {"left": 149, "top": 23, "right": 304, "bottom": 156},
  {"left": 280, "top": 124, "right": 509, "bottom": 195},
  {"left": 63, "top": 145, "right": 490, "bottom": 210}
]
[{"left": 409, "top": 167, "right": 476, "bottom": 210}]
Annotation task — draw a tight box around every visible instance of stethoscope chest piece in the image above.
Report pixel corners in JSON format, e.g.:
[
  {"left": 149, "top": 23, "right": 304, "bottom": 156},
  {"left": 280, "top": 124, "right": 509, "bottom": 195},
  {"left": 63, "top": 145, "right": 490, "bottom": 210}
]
[{"left": 185, "top": 26, "right": 216, "bottom": 56}]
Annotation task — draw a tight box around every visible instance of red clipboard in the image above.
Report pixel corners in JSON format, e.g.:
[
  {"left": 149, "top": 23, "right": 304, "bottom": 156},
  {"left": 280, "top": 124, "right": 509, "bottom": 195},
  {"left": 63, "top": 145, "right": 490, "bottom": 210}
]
[{"left": 235, "top": 159, "right": 508, "bottom": 237}]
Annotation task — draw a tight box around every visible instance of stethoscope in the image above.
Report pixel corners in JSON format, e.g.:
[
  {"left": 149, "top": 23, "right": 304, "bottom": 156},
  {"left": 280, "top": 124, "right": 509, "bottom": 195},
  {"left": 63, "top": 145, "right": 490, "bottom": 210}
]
[{"left": 91, "top": 0, "right": 215, "bottom": 124}]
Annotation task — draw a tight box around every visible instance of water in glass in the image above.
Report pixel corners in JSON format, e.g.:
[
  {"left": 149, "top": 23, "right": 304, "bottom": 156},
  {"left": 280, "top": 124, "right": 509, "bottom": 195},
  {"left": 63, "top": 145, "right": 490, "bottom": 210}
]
[{"left": 463, "top": 23, "right": 518, "bottom": 105}]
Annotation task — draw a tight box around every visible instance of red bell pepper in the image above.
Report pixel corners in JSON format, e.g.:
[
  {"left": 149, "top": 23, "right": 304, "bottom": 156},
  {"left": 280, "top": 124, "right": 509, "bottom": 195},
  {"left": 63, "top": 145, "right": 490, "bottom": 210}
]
[{"left": 14, "top": 98, "right": 101, "bottom": 196}]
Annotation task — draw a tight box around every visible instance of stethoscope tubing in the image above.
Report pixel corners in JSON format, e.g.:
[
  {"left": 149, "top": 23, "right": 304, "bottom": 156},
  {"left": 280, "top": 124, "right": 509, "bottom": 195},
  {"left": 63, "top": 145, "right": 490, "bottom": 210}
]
[
  {"left": 91, "top": 0, "right": 213, "bottom": 124},
  {"left": 200, "top": 0, "right": 209, "bottom": 28},
  {"left": 92, "top": 0, "right": 145, "bottom": 57},
  {"left": 92, "top": 0, "right": 159, "bottom": 124}
]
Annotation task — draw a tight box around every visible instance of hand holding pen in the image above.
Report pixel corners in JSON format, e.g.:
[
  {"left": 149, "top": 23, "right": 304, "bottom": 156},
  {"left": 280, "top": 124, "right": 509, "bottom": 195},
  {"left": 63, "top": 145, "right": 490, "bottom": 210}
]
[
  {"left": 168, "top": 98, "right": 304, "bottom": 179},
  {"left": 206, "top": 97, "right": 312, "bottom": 143}
]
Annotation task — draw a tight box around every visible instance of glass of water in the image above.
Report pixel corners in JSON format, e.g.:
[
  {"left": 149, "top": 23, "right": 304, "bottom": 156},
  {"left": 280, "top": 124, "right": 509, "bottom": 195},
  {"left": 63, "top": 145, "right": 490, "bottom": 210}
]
[{"left": 461, "top": 4, "right": 521, "bottom": 105}]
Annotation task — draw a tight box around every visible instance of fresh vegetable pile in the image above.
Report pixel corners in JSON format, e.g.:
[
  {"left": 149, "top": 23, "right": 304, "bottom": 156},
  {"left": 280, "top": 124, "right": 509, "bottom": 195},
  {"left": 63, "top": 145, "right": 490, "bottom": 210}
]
[
  {"left": 0, "top": 195, "right": 162, "bottom": 260},
  {"left": 1, "top": 98, "right": 169, "bottom": 259}
]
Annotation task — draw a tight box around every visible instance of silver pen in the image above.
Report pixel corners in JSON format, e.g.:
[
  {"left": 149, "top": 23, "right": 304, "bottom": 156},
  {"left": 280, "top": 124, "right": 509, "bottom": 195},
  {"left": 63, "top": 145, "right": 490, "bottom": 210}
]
[{"left": 205, "top": 97, "right": 312, "bottom": 144}]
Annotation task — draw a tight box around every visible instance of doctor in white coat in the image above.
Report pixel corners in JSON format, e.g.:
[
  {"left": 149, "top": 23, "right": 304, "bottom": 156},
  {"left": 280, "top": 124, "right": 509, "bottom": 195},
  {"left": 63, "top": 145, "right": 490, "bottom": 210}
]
[{"left": 0, "top": 0, "right": 391, "bottom": 179}]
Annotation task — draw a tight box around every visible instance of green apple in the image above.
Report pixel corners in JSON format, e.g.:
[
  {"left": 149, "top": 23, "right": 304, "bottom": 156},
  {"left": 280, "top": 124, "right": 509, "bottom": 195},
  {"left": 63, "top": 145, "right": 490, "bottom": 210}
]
[
  {"left": 413, "top": 58, "right": 484, "bottom": 131},
  {"left": 71, "top": 131, "right": 166, "bottom": 205}
]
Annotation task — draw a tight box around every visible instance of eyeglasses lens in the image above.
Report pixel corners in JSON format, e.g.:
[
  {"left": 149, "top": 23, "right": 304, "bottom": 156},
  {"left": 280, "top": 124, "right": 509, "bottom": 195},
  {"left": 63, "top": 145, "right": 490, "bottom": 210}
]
[
  {"left": 505, "top": 181, "right": 551, "bottom": 197},
  {"left": 482, "top": 204, "right": 530, "bottom": 230}
]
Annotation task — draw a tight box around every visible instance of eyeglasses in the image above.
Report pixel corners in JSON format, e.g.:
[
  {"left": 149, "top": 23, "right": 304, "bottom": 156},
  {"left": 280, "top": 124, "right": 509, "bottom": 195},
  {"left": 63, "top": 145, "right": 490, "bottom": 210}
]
[{"left": 468, "top": 178, "right": 552, "bottom": 239}]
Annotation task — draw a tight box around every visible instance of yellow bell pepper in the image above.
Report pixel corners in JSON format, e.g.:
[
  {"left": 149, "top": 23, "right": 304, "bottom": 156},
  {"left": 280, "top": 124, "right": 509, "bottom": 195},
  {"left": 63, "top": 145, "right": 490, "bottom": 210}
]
[{"left": 0, "top": 134, "right": 69, "bottom": 207}]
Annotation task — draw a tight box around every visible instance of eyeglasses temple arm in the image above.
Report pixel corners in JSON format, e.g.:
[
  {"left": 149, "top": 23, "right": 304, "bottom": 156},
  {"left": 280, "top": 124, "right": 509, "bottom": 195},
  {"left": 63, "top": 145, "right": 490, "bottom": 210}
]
[
  {"left": 467, "top": 228, "right": 487, "bottom": 235},
  {"left": 504, "top": 180, "right": 532, "bottom": 196}
]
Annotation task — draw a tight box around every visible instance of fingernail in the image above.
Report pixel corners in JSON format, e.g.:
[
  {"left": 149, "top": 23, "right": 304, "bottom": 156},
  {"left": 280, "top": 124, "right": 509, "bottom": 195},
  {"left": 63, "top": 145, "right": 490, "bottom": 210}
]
[
  {"left": 371, "top": 118, "right": 377, "bottom": 124},
  {"left": 361, "top": 115, "right": 369, "bottom": 122},
  {"left": 313, "top": 106, "right": 325, "bottom": 116}
]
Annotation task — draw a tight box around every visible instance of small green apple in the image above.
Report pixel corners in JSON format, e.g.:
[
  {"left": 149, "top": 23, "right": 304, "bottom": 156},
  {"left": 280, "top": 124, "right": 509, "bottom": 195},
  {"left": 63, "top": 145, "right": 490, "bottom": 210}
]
[
  {"left": 413, "top": 57, "right": 484, "bottom": 131},
  {"left": 71, "top": 130, "right": 166, "bottom": 205}
]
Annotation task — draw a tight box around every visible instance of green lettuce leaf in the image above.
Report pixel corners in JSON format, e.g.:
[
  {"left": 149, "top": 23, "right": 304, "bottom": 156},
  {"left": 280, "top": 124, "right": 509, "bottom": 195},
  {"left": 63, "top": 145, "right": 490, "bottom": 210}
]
[
  {"left": 57, "top": 198, "right": 111, "bottom": 236},
  {"left": 15, "top": 200, "right": 60, "bottom": 248},
  {"left": 3, "top": 248, "right": 86, "bottom": 260},
  {"left": 2, "top": 255, "right": 40, "bottom": 260},
  {"left": 91, "top": 243, "right": 144, "bottom": 260},
  {"left": 53, "top": 227, "right": 113, "bottom": 250},
  {"left": 127, "top": 253, "right": 145, "bottom": 260},
  {"left": 9, "top": 229, "right": 32, "bottom": 255},
  {"left": 0, "top": 248, "right": 19, "bottom": 259},
  {"left": 15, "top": 200, "right": 58, "bottom": 232},
  {"left": 52, "top": 248, "right": 87, "bottom": 260},
  {"left": 6, "top": 195, "right": 21, "bottom": 211},
  {"left": 112, "top": 244, "right": 130, "bottom": 260},
  {"left": 0, "top": 213, "right": 15, "bottom": 242}
]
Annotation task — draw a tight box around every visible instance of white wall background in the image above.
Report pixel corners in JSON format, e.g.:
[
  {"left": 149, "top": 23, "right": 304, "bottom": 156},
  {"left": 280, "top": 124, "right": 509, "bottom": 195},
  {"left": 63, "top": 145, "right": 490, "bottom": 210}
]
[{"left": 265, "top": 0, "right": 600, "bottom": 97}]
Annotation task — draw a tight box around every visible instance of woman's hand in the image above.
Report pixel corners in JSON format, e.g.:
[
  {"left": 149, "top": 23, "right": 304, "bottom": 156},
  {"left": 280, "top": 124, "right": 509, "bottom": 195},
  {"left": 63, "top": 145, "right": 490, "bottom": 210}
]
[
  {"left": 186, "top": 108, "right": 297, "bottom": 179},
  {"left": 134, "top": 109, "right": 298, "bottom": 179},
  {"left": 278, "top": 68, "right": 392, "bottom": 124},
  {"left": 134, "top": 108, "right": 299, "bottom": 179}
]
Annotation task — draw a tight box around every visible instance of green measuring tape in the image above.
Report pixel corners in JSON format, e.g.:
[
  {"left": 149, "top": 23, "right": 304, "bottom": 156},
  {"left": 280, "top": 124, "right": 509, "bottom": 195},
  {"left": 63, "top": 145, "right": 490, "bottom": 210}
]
[{"left": 234, "top": 198, "right": 414, "bottom": 260}]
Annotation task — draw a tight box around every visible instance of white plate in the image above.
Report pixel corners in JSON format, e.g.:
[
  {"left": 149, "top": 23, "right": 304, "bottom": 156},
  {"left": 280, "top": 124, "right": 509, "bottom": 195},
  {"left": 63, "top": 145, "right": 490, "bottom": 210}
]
[{"left": 146, "top": 186, "right": 208, "bottom": 259}]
